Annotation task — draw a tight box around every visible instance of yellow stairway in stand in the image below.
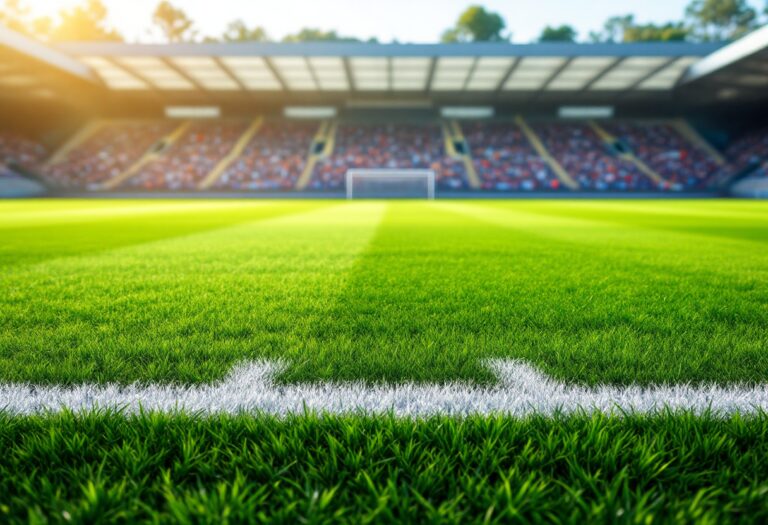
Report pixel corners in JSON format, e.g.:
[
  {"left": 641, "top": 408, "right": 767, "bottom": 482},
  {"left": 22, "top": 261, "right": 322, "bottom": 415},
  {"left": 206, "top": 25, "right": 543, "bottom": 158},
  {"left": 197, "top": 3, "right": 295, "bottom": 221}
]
[
  {"left": 101, "top": 120, "right": 191, "bottom": 190},
  {"left": 295, "top": 121, "right": 335, "bottom": 190},
  {"left": 444, "top": 121, "right": 481, "bottom": 189},
  {"left": 516, "top": 116, "right": 579, "bottom": 190},
  {"left": 672, "top": 119, "right": 726, "bottom": 166},
  {"left": 44, "top": 120, "right": 104, "bottom": 167},
  {"left": 198, "top": 117, "right": 264, "bottom": 190},
  {"left": 588, "top": 121, "right": 667, "bottom": 186}
]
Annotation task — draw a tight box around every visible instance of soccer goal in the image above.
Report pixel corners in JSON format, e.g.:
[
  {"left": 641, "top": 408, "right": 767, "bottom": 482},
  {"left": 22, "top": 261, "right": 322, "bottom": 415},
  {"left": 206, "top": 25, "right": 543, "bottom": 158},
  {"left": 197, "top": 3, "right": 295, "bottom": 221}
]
[{"left": 346, "top": 169, "right": 435, "bottom": 199}]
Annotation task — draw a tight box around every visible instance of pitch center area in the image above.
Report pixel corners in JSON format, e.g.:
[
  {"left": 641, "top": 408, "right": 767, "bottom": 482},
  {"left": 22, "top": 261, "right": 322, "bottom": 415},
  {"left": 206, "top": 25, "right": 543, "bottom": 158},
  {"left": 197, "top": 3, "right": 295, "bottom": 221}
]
[{"left": 2, "top": 198, "right": 767, "bottom": 387}]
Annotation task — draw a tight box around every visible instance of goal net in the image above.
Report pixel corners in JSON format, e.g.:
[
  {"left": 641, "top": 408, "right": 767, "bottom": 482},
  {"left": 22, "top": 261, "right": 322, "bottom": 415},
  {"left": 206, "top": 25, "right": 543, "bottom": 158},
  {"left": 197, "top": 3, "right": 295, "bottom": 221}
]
[{"left": 346, "top": 169, "right": 435, "bottom": 199}]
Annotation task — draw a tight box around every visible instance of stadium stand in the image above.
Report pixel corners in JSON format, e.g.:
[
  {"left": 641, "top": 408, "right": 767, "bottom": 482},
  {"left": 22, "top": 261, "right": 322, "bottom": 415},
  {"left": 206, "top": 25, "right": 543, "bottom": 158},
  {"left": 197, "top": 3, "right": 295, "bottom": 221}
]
[
  {"left": 0, "top": 131, "right": 47, "bottom": 171},
  {"left": 531, "top": 122, "right": 655, "bottom": 191},
  {"left": 0, "top": 132, "right": 48, "bottom": 196},
  {"left": 724, "top": 126, "right": 768, "bottom": 178},
  {"left": 462, "top": 122, "right": 561, "bottom": 191},
  {"left": 123, "top": 120, "right": 248, "bottom": 190},
  {"left": 752, "top": 163, "right": 768, "bottom": 178},
  {"left": 604, "top": 122, "right": 721, "bottom": 189},
  {"left": 42, "top": 121, "right": 174, "bottom": 189},
  {"left": 9, "top": 117, "right": 768, "bottom": 194},
  {"left": 213, "top": 121, "right": 317, "bottom": 191},
  {"left": 309, "top": 123, "right": 467, "bottom": 190}
]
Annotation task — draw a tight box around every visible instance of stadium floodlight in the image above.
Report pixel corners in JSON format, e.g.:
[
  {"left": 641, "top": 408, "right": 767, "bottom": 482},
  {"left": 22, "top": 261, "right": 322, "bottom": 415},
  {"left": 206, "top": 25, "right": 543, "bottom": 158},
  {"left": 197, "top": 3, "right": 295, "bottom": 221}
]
[
  {"left": 558, "top": 106, "right": 614, "bottom": 119},
  {"left": 441, "top": 106, "right": 494, "bottom": 119},
  {"left": 346, "top": 169, "right": 435, "bottom": 200},
  {"left": 165, "top": 106, "right": 220, "bottom": 118},
  {"left": 284, "top": 106, "right": 337, "bottom": 119}
]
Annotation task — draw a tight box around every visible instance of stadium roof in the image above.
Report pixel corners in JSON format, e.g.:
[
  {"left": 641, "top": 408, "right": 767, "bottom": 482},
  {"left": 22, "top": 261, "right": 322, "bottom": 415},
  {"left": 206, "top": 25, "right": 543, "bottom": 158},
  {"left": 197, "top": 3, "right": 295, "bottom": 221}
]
[
  {"left": 5, "top": 24, "right": 768, "bottom": 108},
  {"left": 0, "top": 25, "right": 98, "bottom": 103},
  {"left": 680, "top": 25, "right": 768, "bottom": 104},
  {"left": 55, "top": 41, "right": 725, "bottom": 104}
]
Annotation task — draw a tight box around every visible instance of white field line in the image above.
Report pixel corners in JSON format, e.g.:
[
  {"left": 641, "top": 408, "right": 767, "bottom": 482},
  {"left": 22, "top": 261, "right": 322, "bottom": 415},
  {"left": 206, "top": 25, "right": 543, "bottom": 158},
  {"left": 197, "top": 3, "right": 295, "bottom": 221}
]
[{"left": 2, "top": 360, "right": 768, "bottom": 416}]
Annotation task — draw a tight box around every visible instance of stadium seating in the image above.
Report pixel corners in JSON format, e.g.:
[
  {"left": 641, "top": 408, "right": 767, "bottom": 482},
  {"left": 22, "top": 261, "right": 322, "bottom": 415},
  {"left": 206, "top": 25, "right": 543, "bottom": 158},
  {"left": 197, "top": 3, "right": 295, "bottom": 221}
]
[
  {"left": 0, "top": 131, "right": 47, "bottom": 172},
  {"left": 531, "top": 122, "right": 654, "bottom": 191},
  {"left": 43, "top": 121, "right": 174, "bottom": 189},
  {"left": 605, "top": 122, "right": 721, "bottom": 189},
  {"left": 723, "top": 126, "right": 768, "bottom": 179},
  {"left": 462, "top": 122, "right": 561, "bottom": 191},
  {"left": 309, "top": 123, "right": 467, "bottom": 190},
  {"left": 213, "top": 121, "right": 317, "bottom": 190},
  {"left": 11, "top": 118, "right": 768, "bottom": 193},
  {"left": 0, "top": 132, "right": 47, "bottom": 196},
  {"left": 123, "top": 121, "right": 247, "bottom": 190}
]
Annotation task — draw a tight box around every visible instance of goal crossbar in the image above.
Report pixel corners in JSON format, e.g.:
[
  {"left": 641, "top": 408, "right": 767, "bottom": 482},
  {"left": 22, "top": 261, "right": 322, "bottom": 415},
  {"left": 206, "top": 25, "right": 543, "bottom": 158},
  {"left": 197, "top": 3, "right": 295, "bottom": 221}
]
[{"left": 346, "top": 169, "right": 436, "bottom": 200}]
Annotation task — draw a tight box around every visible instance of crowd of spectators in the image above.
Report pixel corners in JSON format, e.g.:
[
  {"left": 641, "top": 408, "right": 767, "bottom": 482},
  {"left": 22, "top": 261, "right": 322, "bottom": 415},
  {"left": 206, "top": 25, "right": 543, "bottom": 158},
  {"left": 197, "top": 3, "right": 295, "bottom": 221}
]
[
  {"left": 8, "top": 118, "right": 768, "bottom": 192},
  {"left": 532, "top": 123, "right": 654, "bottom": 191},
  {"left": 605, "top": 122, "right": 720, "bottom": 189},
  {"left": 0, "top": 131, "right": 47, "bottom": 177},
  {"left": 214, "top": 122, "right": 316, "bottom": 190},
  {"left": 124, "top": 121, "right": 247, "bottom": 190},
  {"left": 44, "top": 122, "right": 174, "bottom": 189},
  {"left": 723, "top": 126, "right": 768, "bottom": 179},
  {"left": 309, "top": 123, "right": 466, "bottom": 190},
  {"left": 462, "top": 123, "right": 561, "bottom": 191}
]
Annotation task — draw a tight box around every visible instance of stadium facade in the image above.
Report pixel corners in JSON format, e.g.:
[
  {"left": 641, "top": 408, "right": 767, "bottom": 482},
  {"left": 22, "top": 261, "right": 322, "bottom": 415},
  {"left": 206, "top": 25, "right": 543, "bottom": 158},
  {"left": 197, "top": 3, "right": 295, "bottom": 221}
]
[{"left": 2, "top": 24, "right": 768, "bottom": 197}]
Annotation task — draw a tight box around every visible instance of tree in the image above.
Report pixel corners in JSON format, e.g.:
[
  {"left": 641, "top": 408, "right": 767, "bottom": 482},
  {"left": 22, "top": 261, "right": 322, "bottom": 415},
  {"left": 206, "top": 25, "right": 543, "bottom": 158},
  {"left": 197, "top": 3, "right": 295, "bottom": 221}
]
[
  {"left": 624, "top": 22, "right": 689, "bottom": 42},
  {"left": 686, "top": 0, "right": 757, "bottom": 41},
  {"left": 281, "top": 28, "right": 374, "bottom": 43},
  {"left": 589, "top": 14, "right": 689, "bottom": 42},
  {"left": 599, "top": 15, "right": 635, "bottom": 43},
  {"left": 221, "top": 20, "right": 269, "bottom": 42},
  {"left": 0, "top": 0, "right": 31, "bottom": 34},
  {"left": 152, "top": 0, "right": 196, "bottom": 42},
  {"left": 48, "top": 0, "right": 122, "bottom": 41},
  {"left": 539, "top": 25, "right": 577, "bottom": 42},
  {"left": 441, "top": 5, "right": 507, "bottom": 43}
]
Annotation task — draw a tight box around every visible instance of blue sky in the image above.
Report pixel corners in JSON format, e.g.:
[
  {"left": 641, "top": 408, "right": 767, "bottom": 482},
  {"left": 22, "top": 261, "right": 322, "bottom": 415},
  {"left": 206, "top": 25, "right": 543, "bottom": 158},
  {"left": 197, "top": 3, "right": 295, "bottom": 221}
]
[{"left": 25, "top": 0, "right": 767, "bottom": 42}]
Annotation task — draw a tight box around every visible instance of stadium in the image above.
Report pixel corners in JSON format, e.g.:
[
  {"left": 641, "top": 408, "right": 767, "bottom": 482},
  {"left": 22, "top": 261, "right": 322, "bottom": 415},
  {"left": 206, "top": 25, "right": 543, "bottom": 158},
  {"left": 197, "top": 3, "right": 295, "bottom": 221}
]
[{"left": 1, "top": 0, "right": 768, "bottom": 522}]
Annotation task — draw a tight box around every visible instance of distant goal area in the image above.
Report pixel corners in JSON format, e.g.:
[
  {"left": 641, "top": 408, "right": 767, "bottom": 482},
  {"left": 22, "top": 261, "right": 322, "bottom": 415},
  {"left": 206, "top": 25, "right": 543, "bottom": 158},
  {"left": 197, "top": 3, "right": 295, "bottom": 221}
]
[{"left": 346, "top": 170, "right": 436, "bottom": 200}]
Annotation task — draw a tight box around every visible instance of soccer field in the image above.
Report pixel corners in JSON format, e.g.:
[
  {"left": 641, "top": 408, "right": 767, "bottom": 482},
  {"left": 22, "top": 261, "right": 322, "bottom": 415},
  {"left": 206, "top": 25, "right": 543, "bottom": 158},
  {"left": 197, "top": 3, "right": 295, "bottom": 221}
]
[{"left": 2, "top": 199, "right": 768, "bottom": 522}]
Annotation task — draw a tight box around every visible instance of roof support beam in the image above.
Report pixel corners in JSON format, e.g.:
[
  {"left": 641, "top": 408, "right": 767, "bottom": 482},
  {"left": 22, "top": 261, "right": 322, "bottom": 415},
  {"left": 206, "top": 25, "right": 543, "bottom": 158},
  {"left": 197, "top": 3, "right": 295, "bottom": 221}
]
[
  {"left": 342, "top": 57, "right": 355, "bottom": 91},
  {"left": 425, "top": 57, "right": 437, "bottom": 92},
  {"left": 580, "top": 58, "right": 622, "bottom": 92},
  {"left": 212, "top": 56, "right": 252, "bottom": 98},
  {"left": 461, "top": 57, "right": 480, "bottom": 91},
  {"left": 531, "top": 57, "right": 574, "bottom": 102},
  {"left": 540, "top": 57, "right": 574, "bottom": 91},
  {"left": 263, "top": 56, "right": 288, "bottom": 91},
  {"left": 304, "top": 56, "right": 321, "bottom": 90},
  {"left": 618, "top": 57, "right": 677, "bottom": 98},
  {"left": 494, "top": 58, "right": 520, "bottom": 94},
  {"left": 105, "top": 56, "right": 160, "bottom": 96},
  {"left": 160, "top": 57, "right": 209, "bottom": 97}
]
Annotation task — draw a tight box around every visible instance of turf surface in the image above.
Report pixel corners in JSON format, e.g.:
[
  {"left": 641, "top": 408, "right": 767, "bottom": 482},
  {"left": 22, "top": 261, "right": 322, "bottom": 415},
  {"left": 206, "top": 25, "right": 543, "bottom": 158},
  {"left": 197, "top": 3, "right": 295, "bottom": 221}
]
[
  {"left": 3, "top": 198, "right": 768, "bottom": 522},
  {"left": 2, "top": 199, "right": 767, "bottom": 386},
  {"left": 1, "top": 412, "right": 768, "bottom": 523}
]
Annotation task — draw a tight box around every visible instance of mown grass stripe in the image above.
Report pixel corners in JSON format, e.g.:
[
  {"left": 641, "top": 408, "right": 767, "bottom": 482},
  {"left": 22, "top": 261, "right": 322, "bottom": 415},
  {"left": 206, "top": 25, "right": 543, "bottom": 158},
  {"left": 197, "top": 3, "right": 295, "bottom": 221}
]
[
  {"left": 1, "top": 200, "right": 766, "bottom": 387},
  {"left": 0, "top": 202, "right": 387, "bottom": 385}
]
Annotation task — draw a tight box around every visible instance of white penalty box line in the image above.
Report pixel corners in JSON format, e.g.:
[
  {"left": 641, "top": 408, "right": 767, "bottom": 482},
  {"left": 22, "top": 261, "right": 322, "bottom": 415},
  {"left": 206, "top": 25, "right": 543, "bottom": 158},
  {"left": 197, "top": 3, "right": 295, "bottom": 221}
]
[{"left": 2, "top": 359, "right": 768, "bottom": 417}]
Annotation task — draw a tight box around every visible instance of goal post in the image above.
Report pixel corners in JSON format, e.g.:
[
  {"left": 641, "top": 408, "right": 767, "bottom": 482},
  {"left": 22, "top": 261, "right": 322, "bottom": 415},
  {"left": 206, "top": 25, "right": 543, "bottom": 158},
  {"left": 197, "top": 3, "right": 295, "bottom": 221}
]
[{"left": 346, "top": 169, "right": 436, "bottom": 199}]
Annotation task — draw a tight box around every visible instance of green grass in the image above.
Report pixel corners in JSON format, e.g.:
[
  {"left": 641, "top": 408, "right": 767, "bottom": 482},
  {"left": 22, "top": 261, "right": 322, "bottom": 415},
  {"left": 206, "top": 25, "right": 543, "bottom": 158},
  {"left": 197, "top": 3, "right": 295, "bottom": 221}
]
[
  {"left": 3, "top": 198, "right": 768, "bottom": 522},
  {"left": 1, "top": 199, "right": 766, "bottom": 386},
  {"left": 1, "top": 412, "right": 768, "bottom": 524}
]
